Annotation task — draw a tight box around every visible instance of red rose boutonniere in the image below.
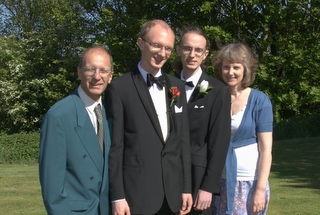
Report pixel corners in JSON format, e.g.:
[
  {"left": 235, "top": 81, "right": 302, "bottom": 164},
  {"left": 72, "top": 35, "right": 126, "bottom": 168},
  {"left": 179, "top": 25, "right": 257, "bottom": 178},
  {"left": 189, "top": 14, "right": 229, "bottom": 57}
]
[{"left": 170, "top": 86, "right": 180, "bottom": 107}]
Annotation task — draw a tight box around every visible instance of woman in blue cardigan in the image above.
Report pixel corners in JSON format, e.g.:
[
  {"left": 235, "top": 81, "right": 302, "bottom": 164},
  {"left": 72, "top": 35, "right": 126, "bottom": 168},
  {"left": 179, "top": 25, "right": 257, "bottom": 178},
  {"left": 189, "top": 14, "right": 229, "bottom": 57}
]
[{"left": 212, "top": 43, "right": 273, "bottom": 215}]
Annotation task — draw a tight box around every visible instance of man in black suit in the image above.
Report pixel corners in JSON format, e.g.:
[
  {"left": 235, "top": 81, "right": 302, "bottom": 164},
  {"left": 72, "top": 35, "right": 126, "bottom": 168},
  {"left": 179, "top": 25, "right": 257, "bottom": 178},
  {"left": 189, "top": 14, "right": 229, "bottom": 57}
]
[
  {"left": 174, "top": 27, "right": 231, "bottom": 215},
  {"left": 105, "top": 20, "right": 192, "bottom": 215}
]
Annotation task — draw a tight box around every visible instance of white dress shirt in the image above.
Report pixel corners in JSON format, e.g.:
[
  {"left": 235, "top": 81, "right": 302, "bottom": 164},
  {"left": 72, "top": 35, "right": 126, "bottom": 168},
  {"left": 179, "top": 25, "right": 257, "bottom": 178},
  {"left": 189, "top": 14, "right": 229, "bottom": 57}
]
[
  {"left": 78, "top": 85, "right": 102, "bottom": 134},
  {"left": 138, "top": 62, "right": 168, "bottom": 141},
  {"left": 180, "top": 67, "right": 203, "bottom": 102}
]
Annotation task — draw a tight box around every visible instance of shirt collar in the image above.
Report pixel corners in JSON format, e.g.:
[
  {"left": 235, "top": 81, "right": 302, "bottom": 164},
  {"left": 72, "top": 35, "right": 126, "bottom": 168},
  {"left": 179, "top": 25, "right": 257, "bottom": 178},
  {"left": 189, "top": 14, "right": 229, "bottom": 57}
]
[
  {"left": 77, "top": 85, "right": 102, "bottom": 113},
  {"left": 180, "top": 67, "right": 203, "bottom": 87},
  {"left": 138, "top": 62, "right": 162, "bottom": 83}
]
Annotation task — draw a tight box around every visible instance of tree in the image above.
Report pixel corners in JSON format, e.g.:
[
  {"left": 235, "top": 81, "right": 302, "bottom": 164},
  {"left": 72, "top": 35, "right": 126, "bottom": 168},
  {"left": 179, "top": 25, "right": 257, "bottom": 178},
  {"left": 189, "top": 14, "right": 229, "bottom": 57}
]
[{"left": 0, "top": 0, "right": 319, "bottom": 133}]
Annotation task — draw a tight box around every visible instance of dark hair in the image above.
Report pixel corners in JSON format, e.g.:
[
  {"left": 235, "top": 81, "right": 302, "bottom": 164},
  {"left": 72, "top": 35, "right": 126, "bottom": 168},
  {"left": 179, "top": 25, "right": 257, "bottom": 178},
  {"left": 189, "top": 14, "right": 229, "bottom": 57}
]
[
  {"left": 213, "top": 43, "right": 258, "bottom": 87},
  {"left": 173, "top": 26, "right": 209, "bottom": 74},
  {"left": 78, "top": 45, "right": 113, "bottom": 72},
  {"left": 139, "top": 19, "right": 174, "bottom": 39}
]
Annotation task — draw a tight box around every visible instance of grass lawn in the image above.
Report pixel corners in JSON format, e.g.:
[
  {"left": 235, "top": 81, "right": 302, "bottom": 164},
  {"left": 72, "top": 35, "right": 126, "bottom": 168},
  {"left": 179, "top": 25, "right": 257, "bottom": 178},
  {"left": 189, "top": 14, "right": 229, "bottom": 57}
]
[
  {"left": 0, "top": 137, "right": 319, "bottom": 214},
  {"left": 268, "top": 137, "right": 320, "bottom": 215},
  {"left": 0, "top": 164, "right": 46, "bottom": 215}
]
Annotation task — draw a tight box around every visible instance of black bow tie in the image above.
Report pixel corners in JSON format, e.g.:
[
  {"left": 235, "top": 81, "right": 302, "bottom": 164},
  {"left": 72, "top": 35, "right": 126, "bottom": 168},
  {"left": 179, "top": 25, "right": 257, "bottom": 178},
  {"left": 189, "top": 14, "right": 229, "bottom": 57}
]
[
  {"left": 147, "top": 74, "right": 166, "bottom": 88},
  {"left": 184, "top": 81, "right": 194, "bottom": 87}
]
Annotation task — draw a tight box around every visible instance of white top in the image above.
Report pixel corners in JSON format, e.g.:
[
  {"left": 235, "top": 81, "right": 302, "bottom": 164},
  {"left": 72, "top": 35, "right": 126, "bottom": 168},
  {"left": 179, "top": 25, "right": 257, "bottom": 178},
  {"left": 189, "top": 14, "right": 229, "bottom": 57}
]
[
  {"left": 78, "top": 85, "right": 102, "bottom": 134},
  {"left": 222, "top": 105, "right": 259, "bottom": 180}
]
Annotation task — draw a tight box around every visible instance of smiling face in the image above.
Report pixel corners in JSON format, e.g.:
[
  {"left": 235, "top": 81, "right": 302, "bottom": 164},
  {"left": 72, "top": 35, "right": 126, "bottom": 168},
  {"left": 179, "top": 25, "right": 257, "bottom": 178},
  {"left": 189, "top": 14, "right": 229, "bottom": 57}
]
[
  {"left": 77, "top": 48, "right": 113, "bottom": 101},
  {"left": 137, "top": 23, "right": 175, "bottom": 75},
  {"left": 177, "top": 32, "right": 209, "bottom": 76},
  {"left": 221, "top": 59, "right": 245, "bottom": 90}
]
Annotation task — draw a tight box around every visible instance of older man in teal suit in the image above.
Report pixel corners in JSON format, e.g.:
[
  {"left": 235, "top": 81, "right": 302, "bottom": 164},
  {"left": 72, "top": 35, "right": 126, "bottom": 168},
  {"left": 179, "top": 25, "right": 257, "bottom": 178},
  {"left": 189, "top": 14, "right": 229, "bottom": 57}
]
[{"left": 39, "top": 45, "right": 113, "bottom": 215}]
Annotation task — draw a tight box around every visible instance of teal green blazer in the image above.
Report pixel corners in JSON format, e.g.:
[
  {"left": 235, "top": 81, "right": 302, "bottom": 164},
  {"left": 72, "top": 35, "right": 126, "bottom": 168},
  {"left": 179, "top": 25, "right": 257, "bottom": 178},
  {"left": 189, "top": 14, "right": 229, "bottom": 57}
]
[{"left": 39, "top": 90, "right": 111, "bottom": 215}]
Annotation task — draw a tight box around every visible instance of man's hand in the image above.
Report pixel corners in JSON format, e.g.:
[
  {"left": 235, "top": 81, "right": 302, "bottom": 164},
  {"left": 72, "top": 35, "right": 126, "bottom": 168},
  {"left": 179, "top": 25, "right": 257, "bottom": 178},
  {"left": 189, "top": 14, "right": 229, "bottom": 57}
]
[
  {"left": 112, "top": 200, "right": 131, "bottom": 215},
  {"left": 193, "top": 189, "right": 212, "bottom": 211},
  {"left": 179, "top": 193, "right": 193, "bottom": 215}
]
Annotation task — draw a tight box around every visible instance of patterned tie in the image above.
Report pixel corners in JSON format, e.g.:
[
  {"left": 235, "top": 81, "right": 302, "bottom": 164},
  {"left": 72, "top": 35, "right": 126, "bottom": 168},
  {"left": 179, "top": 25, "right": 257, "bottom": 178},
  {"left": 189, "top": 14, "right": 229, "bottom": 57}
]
[{"left": 94, "top": 104, "right": 104, "bottom": 153}]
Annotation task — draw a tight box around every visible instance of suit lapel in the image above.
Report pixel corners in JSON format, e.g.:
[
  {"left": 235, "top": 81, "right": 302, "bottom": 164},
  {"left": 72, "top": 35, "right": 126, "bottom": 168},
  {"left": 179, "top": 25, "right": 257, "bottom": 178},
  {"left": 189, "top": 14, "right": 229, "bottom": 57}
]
[
  {"left": 163, "top": 74, "right": 173, "bottom": 138},
  {"left": 101, "top": 105, "right": 111, "bottom": 192},
  {"left": 71, "top": 93, "right": 104, "bottom": 174},
  {"left": 131, "top": 68, "right": 164, "bottom": 143},
  {"left": 189, "top": 72, "right": 208, "bottom": 103}
]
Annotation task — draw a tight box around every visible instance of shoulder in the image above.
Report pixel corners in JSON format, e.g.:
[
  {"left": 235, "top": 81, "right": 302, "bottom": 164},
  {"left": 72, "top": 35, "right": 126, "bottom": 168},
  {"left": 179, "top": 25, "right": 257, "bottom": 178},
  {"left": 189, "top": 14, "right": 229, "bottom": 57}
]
[
  {"left": 46, "top": 94, "right": 80, "bottom": 116},
  {"left": 250, "top": 88, "right": 271, "bottom": 100},
  {"left": 249, "top": 88, "right": 272, "bottom": 108},
  {"left": 202, "top": 72, "right": 226, "bottom": 90},
  {"left": 164, "top": 73, "right": 184, "bottom": 87},
  {"left": 110, "top": 71, "right": 132, "bottom": 85}
]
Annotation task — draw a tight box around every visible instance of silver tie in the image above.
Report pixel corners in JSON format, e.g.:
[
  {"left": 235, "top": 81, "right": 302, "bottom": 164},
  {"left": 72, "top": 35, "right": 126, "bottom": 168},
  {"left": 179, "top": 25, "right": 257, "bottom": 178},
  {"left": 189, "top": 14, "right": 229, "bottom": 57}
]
[{"left": 94, "top": 104, "right": 104, "bottom": 153}]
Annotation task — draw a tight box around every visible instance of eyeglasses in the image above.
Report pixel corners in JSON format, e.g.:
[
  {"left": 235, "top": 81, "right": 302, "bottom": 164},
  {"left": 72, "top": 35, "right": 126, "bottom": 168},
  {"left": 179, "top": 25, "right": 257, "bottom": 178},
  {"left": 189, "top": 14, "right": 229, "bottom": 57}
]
[
  {"left": 180, "top": 46, "right": 206, "bottom": 57},
  {"left": 141, "top": 38, "right": 174, "bottom": 54},
  {"left": 82, "top": 66, "right": 113, "bottom": 76}
]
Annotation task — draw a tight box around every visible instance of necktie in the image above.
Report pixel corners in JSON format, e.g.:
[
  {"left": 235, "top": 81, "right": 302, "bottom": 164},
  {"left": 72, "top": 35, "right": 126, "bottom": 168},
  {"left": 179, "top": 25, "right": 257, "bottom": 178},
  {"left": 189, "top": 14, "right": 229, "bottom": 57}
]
[
  {"left": 94, "top": 104, "right": 104, "bottom": 153},
  {"left": 184, "top": 81, "right": 194, "bottom": 87},
  {"left": 147, "top": 74, "right": 166, "bottom": 88}
]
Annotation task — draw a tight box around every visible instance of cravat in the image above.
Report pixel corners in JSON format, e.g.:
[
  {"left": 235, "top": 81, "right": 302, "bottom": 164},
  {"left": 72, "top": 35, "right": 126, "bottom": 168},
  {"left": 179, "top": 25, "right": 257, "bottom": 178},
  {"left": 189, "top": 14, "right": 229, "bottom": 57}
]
[
  {"left": 147, "top": 74, "right": 166, "bottom": 88},
  {"left": 94, "top": 104, "right": 104, "bottom": 153},
  {"left": 184, "top": 81, "right": 194, "bottom": 87}
]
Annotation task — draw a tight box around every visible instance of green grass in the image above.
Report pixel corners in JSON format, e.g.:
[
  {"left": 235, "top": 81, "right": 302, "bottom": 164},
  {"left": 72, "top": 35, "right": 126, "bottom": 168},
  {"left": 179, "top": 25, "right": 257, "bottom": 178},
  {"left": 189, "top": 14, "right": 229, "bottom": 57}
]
[
  {"left": 0, "top": 165, "right": 46, "bottom": 215},
  {"left": 0, "top": 137, "right": 319, "bottom": 214},
  {"left": 268, "top": 137, "right": 320, "bottom": 215}
]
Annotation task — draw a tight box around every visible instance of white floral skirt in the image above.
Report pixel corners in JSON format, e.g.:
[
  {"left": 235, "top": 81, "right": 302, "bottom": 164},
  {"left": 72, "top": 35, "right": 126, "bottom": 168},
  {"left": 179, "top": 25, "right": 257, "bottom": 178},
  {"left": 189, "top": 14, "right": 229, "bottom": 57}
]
[{"left": 212, "top": 179, "right": 270, "bottom": 215}]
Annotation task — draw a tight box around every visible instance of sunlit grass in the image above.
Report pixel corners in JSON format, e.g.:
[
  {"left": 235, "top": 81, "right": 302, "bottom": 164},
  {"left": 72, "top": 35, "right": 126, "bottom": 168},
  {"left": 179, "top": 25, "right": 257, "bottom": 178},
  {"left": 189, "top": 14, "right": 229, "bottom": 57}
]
[
  {"left": 268, "top": 137, "right": 320, "bottom": 215},
  {"left": 0, "top": 137, "right": 319, "bottom": 214},
  {"left": 0, "top": 165, "right": 46, "bottom": 215}
]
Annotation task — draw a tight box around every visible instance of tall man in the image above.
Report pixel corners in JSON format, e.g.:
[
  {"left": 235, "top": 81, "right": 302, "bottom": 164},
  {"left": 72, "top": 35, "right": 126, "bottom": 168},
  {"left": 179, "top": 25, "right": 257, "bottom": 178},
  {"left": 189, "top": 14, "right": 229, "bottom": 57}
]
[
  {"left": 174, "top": 27, "right": 231, "bottom": 215},
  {"left": 39, "top": 45, "right": 113, "bottom": 215},
  {"left": 105, "top": 19, "right": 192, "bottom": 215}
]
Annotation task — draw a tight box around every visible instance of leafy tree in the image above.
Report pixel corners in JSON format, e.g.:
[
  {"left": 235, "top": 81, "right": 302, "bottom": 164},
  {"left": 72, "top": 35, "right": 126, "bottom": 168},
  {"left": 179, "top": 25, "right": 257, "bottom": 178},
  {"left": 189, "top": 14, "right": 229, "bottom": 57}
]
[{"left": 0, "top": 0, "right": 319, "bottom": 133}]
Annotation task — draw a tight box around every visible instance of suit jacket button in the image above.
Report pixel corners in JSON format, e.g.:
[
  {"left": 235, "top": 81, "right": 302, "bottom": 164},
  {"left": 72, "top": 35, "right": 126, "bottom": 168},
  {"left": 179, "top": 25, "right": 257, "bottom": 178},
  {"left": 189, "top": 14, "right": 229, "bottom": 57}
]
[
  {"left": 90, "top": 176, "right": 94, "bottom": 180},
  {"left": 162, "top": 153, "right": 165, "bottom": 157}
]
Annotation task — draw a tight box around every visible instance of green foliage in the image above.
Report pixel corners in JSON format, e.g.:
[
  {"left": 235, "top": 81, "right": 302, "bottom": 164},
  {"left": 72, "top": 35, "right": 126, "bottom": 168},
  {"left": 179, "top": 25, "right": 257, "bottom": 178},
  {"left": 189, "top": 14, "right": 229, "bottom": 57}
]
[
  {"left": 0, "top": 132, "right": 39, "bottom": 164},
  {"left": 0, "top": 0, "right": 319, "bottom": 132}
]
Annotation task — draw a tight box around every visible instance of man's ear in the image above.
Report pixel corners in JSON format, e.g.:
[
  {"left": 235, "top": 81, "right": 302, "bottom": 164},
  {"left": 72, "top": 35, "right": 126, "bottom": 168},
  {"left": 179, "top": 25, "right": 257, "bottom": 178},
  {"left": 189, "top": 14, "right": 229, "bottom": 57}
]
[
  {"left": 203, "top": 50, "right": 209, "bottom": 60},
  {"left": 137, "top": 38, "right": 144, "bottom": 50}
]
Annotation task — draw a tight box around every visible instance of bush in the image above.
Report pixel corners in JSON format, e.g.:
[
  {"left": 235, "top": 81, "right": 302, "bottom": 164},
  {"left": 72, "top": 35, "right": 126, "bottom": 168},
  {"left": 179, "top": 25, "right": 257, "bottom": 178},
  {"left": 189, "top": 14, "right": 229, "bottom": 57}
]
[
  {"left": 0, "top": 132, "right": 39, "bottom": 164},
  {"left": 274, "top": 113, "right": 320, "bottom": 140}
]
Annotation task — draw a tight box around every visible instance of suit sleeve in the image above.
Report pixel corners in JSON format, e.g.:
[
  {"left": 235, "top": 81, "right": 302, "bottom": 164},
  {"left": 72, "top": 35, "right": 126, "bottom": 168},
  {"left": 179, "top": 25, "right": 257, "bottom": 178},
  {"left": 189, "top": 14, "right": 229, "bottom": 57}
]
[
  {"left": 105, "top": 83, "right": 126, "bottom": 201},
  {"left": 201, "top": 85, "right": 231, "bottom": 193},
  {"left": 39, "top": 112, "right": 73, "bottom": 215}
]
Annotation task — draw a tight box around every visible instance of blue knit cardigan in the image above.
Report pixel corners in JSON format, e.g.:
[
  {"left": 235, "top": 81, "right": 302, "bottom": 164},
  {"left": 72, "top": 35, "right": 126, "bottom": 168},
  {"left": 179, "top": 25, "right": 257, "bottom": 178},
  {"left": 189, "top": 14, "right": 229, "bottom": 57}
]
[{"left": 226, "top": 88, "right": 273, "bottom": 214}]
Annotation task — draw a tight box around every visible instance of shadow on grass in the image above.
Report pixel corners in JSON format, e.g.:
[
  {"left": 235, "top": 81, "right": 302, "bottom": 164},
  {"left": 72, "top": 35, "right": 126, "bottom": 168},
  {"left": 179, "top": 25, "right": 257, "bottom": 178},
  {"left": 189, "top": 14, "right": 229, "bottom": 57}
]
[{"left": 271, "top": 136, "right": 320, "bottom": 191}]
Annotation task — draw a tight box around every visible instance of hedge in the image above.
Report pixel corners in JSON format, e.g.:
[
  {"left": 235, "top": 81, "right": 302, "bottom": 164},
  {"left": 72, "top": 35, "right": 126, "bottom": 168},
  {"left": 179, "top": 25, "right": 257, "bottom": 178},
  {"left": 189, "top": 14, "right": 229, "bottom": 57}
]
[
  {"left": 0, "top": 132, "right": 39, "bottom": 164},
  {"left": 1, "top": 113, "right": 319, "bottom": 164}
]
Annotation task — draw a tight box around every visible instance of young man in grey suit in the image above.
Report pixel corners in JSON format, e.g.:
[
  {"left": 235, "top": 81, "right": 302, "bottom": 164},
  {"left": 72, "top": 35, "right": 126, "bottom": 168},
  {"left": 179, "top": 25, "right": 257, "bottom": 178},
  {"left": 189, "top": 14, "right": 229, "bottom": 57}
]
[
  {"left": 39, "top": 45, "right": 113, "bottom": 215},
  {"left": 174, "top": 26, "right": 231, "bottom": 215},
  {"left": 105, "top": 20, "right": 192, "bottom": 215}
]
